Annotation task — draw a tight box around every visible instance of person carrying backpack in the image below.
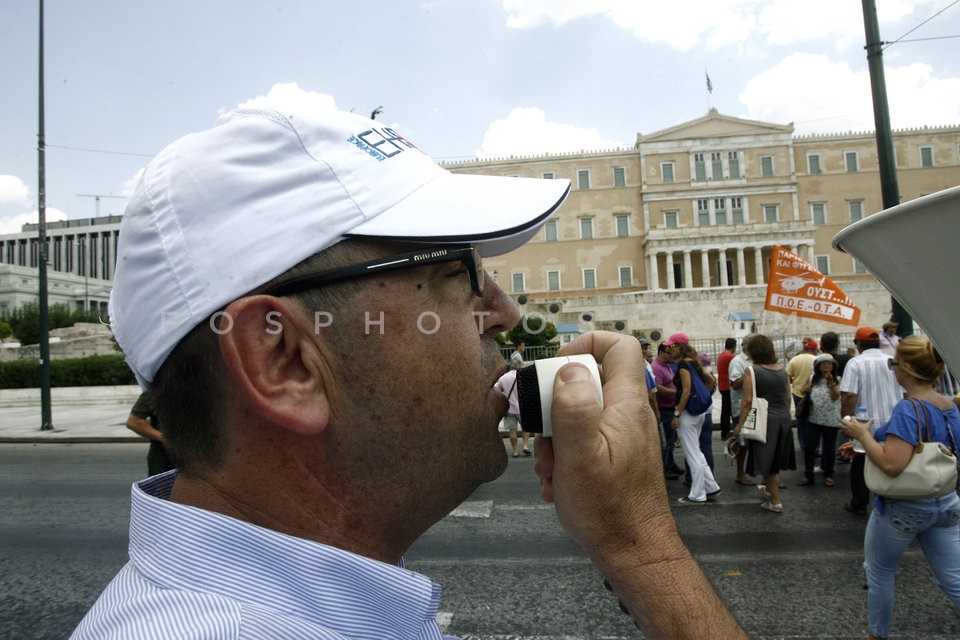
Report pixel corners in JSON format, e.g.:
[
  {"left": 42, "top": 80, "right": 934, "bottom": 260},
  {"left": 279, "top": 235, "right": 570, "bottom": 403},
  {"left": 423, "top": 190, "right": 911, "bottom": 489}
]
[{"left": 665, "top": 333, "right": 721, "bottom": 505}]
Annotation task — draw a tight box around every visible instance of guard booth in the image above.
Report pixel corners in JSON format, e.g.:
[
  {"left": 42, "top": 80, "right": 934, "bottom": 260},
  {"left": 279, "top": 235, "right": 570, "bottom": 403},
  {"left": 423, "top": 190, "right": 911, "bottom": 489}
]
[
  {"left": 729, "top": 311, "right": 755, "bottom": 339},
  {"left": 556, "top": 322, "right": 582, "bottom": 346}
]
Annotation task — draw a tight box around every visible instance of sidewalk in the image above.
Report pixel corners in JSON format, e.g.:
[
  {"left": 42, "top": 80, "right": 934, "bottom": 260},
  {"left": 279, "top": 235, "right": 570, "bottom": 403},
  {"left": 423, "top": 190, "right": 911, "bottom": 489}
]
[
  {"left": 0, "top": 386, "right": 730, "bottom": 443},
  {"left": 0, "top": 385, "right": 143, "bottom": 442}
]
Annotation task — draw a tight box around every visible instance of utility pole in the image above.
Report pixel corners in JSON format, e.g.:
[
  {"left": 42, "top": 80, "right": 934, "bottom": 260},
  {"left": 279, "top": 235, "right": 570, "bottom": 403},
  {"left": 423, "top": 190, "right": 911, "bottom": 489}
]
[
  {"left": 37, "top": 0, "right": 52, "bottom": 430},
  {"left": 861, "top": 0, "right": 913, "bottom": 336}
]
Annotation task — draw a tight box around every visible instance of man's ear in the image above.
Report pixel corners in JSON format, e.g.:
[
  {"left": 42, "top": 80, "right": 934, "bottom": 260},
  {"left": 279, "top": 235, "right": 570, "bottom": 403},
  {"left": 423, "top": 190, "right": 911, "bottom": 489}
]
[{"left": 217, "top": 296, "right": 330, "bottom": 436}]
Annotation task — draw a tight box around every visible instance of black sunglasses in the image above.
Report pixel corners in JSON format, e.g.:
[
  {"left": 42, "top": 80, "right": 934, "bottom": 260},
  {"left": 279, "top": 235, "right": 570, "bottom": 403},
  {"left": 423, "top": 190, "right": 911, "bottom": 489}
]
[{"left": 262, "top": 245, "right": 484, "bottom": 298}]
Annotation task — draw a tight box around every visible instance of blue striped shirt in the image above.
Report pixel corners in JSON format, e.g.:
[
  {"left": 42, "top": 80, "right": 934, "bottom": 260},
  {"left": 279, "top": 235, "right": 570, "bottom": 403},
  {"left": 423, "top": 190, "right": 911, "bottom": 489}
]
[{"left": 71, "top": 471, "right": 455, "bottom": 639}]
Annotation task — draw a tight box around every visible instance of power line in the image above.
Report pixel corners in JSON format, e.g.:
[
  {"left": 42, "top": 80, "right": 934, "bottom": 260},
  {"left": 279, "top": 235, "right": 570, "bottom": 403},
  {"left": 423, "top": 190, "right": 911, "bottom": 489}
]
[
  {"left": 883, "top": 34, "right": 960, "bottom": 45},
  {"left": 45, "top": 143, "right": 154, "bottom": 158},
  {"left": 882, "top": 0, "right": 959, "bottom": 50}
]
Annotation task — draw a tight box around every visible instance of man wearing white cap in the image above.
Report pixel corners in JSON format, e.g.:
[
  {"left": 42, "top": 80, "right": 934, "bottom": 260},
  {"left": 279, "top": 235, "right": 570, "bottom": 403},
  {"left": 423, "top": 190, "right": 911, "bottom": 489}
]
[{"left": 72, "top": 102, "right": 745, "bottom": 639}]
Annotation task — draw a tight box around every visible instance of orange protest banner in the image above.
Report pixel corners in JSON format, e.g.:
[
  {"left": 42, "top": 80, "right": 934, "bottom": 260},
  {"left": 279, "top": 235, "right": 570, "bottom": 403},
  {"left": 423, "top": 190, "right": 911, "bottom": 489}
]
[{"left": 764, "top": 246, "right": 861, "bottom": 326}]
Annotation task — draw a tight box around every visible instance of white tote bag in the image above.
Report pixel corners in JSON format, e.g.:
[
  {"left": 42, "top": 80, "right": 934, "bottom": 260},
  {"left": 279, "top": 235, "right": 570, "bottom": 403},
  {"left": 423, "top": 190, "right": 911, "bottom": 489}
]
[{"left": 740, "top": 365, "right": 768, "bottom": 444}]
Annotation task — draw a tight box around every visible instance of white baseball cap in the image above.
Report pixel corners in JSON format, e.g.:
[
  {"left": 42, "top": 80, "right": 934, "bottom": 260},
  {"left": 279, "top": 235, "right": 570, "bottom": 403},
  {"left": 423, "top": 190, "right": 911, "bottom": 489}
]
[{"left": 109, "top": 105, "right": 570, "bottom": 387}]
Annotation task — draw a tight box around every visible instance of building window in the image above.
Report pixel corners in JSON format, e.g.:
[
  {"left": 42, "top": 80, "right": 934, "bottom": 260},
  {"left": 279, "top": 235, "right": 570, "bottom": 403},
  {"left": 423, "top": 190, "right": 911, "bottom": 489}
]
[
  {"left": 577, "top": 169, "right": 590, "bottom": 189},
  {"left": 853, "top": 259, "right": 867, "bottom": 274},
  {"left": 613, "top": 167, "right": 626, "bottom": 187},
  {"left": 731, "top": 196, "right": 744, "bottom": 223},
  {"left": 694, "top": 153, "right": 706, "bottom": 181},
  {"left": 582, "top": 268, "right": 597, "bottom": 289},
  {"left": 661, "top": 162, "right": 675, "bottom": 183},
  {"left": 619, "top": 266, "right": 632, "bottom": 287},
  {"left": 544, "top": 219, "right": 558, "bottom": 242},
  {"left": 816, "top": 255, "right": 830, "bottom": 275},
  {"left": 664, "top": 211, "right": 679, "bottom": 228},
  {"left": 811, "top": 202, "right": 826, "bottom": 225},
  {"left": 760, "top": 155, "right": 774, "bottom": 177},
  {"left": 697, "top": 199, "right": 710, "bottom": 226},
  {"left": 511, "top": 272, "right": 525, "bottom": 293},
  {"left": 714, "top": 198, "right": 727, "bottom": 225},
  {"left": 728, "top": 151, "right": 741, "bottom": 178},
  {"left": 542, "top": 171, "right": 555, "bottom": 179},
  {"left": 848, "top": 200, "right": 864, "bottom": 222},
  {"left": 845, "top": 151, "right": 859, "bottom": 172},
  {"left": 807, "top": 154, "right": 821, "bottom": 174},
  {"left": 579, "top": 217, "right": 594, "bottom": 240},
  {"left": 547, "top": 270, "right": 561, "bottom": 291},
  {"left": 920, "top": 146, "right": 934, "bottom": 167},
  {"left": 763, "top": 204, "right": 778, "bottom": 222},
  {"left": 711, "top": 152, "right": 723, "bottom": 179},
  {"left": 615, "top": 214, "right": 629, "bottom": 238}
]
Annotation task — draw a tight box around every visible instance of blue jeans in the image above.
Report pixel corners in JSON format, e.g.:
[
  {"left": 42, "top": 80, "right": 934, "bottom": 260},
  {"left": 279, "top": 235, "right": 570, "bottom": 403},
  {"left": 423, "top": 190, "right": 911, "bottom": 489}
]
[
  {"left": 864, "top": 493, "right": 960, "bottom": 638},
  {"left": 660, "top": 409, "right": 681, "bottom": 472}
]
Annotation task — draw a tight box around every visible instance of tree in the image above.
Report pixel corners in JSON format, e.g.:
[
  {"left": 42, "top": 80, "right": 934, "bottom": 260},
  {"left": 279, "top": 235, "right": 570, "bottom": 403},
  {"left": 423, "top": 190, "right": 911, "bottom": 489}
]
[
  {"left": 505, "top": 315, "right": 557, "bottom": 348},
  {"left": 0, "top": 320, "right": 12, "bottom": 341}
]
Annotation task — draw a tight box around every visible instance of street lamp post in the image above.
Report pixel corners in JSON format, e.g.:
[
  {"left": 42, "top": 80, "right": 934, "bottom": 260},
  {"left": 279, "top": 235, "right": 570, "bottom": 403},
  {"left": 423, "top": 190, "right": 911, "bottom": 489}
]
[{"left": 73, "top": 241, "right": 88, "bottom": 312}]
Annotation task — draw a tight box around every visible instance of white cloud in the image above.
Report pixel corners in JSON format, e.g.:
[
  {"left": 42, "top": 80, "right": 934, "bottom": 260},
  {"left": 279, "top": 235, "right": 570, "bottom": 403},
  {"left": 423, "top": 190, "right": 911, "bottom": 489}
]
[
  {"left": 233, "top": 83, "right": 339, "bottom": 114},
  {"left": 739, "top": 52, "right": 960, "bottom": 133},
  {"left": 0, "top": 175, "right": 30, "bottom": 205},
  {"left": 501, "top": 0, "right": 936, "bottom": 51},
  {"left": 0, "top": 208, "right": 69, "bottom": 235},
  {"left": 476, "top": 107, "right": 625, "bottom": 158}
]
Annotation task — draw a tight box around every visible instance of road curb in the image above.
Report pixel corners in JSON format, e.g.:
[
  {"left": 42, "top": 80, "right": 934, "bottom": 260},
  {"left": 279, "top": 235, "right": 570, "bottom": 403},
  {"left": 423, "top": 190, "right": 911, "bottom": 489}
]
[{"left": 0, "top": 437, "right": 145, "bottom": 444}]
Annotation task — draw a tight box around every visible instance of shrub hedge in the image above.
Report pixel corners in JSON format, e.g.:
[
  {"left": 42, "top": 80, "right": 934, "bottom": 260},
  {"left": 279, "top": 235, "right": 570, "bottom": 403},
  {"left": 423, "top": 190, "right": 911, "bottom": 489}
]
[{"left": 0, "top": 355, "right": 136, "bottom": 389}]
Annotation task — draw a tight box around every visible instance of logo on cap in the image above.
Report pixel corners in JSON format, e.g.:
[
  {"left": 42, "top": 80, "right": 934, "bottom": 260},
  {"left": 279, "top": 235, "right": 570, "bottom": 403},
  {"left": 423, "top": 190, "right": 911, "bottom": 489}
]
[{"left": 348, "top": 126, "right": 420, "bottom": 162}]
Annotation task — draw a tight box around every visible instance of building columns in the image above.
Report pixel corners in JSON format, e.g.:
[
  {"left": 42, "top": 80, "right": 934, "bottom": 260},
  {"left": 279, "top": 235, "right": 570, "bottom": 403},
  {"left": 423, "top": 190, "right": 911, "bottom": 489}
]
[
  {"left": 648, "top": 252, "right": 660, "bottom": 290},
  {"left": 682, "top": 250, "right": 693, "bottom": 289},
  {"left": 736, "top": 247, "right": 746, "bottom": 285}
]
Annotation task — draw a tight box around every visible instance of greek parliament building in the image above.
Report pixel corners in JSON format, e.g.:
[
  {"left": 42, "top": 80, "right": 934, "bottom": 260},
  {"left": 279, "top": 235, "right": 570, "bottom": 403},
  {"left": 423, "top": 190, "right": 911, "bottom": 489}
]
[
  {"left": 444, "top": 110, "right": 960, "bottom": 341},
  {"left": 1, "top": 110, "right": 959, "bottom": 340}
]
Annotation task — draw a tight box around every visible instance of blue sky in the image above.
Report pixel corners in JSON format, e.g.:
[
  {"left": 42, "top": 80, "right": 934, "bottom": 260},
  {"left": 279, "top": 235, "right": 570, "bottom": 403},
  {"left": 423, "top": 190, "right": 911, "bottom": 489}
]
[{"left": 1, "top": 0, "right": 958, "bottom": 233}]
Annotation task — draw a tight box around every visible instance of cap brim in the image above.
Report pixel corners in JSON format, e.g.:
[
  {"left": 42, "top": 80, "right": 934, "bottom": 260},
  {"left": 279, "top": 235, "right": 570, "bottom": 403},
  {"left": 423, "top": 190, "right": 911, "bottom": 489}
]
[{"left": 347, "top": 172, "right": 571, "bottom": 257}]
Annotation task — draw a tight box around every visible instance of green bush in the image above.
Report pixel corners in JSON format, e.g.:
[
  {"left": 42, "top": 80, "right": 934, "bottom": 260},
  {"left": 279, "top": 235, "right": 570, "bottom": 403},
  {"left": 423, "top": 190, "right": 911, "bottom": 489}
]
[
  {"left": 0, "top": 354, "right": 136, "bottom": 389},
  {"left": 1, "top": 303, "right": 101, "bottom": 346}
]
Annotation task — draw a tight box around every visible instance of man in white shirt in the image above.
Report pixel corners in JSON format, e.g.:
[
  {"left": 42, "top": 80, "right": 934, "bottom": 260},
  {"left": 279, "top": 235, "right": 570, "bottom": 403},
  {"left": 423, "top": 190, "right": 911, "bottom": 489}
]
[
  {"left": 839, "top": 326, "right": 904, "bottom": 515},
  {"left": 728, "top": 335, "right": 756, "bottom": 485}
]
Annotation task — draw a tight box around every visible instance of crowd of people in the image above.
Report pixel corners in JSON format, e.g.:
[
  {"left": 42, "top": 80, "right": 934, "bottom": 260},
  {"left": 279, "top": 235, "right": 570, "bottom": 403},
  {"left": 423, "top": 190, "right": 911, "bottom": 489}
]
[{"left": 498, "top": 325, "right": 960, "bottom": 639}]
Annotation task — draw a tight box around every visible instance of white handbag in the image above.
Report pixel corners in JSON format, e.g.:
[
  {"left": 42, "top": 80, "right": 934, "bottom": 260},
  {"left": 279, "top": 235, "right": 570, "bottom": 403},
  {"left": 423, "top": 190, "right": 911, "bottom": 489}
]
[
  {"left": 740, "top": 365, "right": 768, "bottom": 444},
  {"left": 864, "top": 399, "right": 959, "bottom": 499}
]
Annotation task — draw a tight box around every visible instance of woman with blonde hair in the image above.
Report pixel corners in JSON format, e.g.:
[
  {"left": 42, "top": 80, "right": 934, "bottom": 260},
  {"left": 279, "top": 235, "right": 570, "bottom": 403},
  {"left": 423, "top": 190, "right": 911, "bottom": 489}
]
[{"left": 841, "top": 335, "right": 960, "bottom": 640}]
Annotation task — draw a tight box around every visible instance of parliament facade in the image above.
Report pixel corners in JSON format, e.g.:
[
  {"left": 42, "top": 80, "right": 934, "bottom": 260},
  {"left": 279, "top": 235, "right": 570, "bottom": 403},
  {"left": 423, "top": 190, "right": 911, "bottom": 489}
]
[
  {"left": 444, "top": 109, "right": 960, "bottom": 340},
  {"left": 2, "top": 110, "right": 958, "bottom": 340}
]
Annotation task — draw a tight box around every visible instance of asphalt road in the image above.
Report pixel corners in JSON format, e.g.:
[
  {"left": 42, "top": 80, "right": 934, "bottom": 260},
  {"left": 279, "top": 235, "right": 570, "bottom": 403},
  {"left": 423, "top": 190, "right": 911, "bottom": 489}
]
[{"left": 1, "top": 441, "right": 959, "bottom": 639}]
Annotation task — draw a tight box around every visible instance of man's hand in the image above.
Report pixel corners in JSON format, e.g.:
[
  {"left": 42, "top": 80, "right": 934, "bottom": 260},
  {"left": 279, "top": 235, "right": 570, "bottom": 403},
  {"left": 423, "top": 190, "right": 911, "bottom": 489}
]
[{"left": 534, "top": 331, "right": 747, "bottom": 638}]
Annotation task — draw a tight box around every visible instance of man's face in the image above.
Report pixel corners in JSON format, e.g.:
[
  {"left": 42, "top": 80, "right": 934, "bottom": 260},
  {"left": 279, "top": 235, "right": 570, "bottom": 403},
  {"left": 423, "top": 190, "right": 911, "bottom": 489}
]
[
  {"left": 317, "top": 243, "right": 519, "bottom": 521},
  {"left": 641, "top": 344, "right": 652, "bottom": 363}
]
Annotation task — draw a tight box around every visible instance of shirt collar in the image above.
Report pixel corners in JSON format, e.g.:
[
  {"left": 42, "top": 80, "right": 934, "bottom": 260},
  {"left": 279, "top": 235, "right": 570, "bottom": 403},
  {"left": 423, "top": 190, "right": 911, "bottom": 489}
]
[{"left": 129, "top": 472, "right": 442, "bottom": 639}]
